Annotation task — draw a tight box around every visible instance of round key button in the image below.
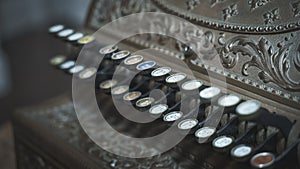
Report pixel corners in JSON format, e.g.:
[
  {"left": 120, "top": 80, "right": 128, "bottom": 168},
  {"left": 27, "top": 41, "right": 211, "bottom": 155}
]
[
  {"left": 199, "top": 87, "right": 221, "bottom": 100},
  {"left": 111, "top": 85, "right": 129, "bottom": 95},
  {"left": 99, "top": 79, "right": 118, "bottom": 89},
  {"left": 50, "top": 55, "right": 66, "bottom": 66},
  {"left": 178, "top": 119, "right": 198, "bottom": 130},
  {"left": 67, "top": 32, "right": 84, "bottom": 42},
  {"left": 68, "top": 65, "right": 84, "bottom": 74},
  {"left": 212, "top": 135, "right": 234, "bottom": 149},
  {"left": 218, "top": 94, "right": 241, "bottom": 107},
  {"left": 77, "top": 35, "right": 95, "bottom": 45},
  {"left": 57, "top": 29, "right": 74, "bottom": 38},
  {"left": 151, "top": 67, "right": 172, "bottom": 77},
  {"left": 124, "top": 55, "right": 143, "bottom": 66},
  {"left": 182, "top": 80, "right": 203, "bottom": 91},
  {"left": 231, "top": 144, "right": 252, "bottom": 158},
  {"left": 251, "top": 152, "right": 275, "bottom": 168},
  {"left": 99, "top": 45, "right": 118, "bottom": 55},
  {"left": 149, "top": 104, "right": 168, "bottom": 115},
  {"left": 163, "top": 111, "right": 183, "bottom": 122},
  {"left": 123, "top": 91, "right": 142, "bottom": 101},
  {"left": 111, "top": 50, "right": 130, "bottom": 60},
  {"left": 136, "top": 61, "right": 156, "bottom": 71},
  {"left": 59, "top": 60, "right": 75, "bottom": 69},
  {"left": 136, "top": 97, "right": 155, "bottom": 108},
  {"left": 166, "top": 73, "right": 187, "bottom": 84},
  {"left": 236, "top": 100, "right": 261, "bottom": 116},
  {"left": 49, "top": 24, "right": 64, "bottom": 33},
  {"left": 195, "top": 126, "right": 216, "bottom": 139},
  {"left": 78, "top": 67, "right": 97, "bottom": 79}
]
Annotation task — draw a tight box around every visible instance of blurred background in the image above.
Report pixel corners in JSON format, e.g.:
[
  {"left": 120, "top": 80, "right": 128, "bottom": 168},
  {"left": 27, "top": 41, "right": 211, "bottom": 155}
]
[{"left": 0, "top": 0, "right": 92, "bottom": 168}]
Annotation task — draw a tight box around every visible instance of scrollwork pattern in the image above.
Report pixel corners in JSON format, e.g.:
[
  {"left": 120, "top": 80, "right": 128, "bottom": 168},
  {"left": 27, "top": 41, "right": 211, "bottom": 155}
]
[
  {"left": 294, "top": 45, "right": 300, "bottom": 72},
  {"left": 220, "top": 36, "right": 300, "bottom": 91}
]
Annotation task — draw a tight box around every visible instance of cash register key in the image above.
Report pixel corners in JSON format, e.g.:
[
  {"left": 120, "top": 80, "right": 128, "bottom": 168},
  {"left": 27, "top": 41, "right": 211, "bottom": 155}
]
[
  {"left": 136, "top": 61, "right": 156, "bottom": 71},
  {"left": 68, "top": 65, "right": 85, "bottom": 74},
  {"left": 59, "top": 60, "right": 75, "bottom": 70},
  {"left": 78, "top": 68, "right": 97, "bottom": 79},
  {"left": 236, "top": 100, "right": 261, "bottom": 116},
  {"left": 212, "top": 135, "right": 234, "bottom": 149},
  {"left": 50, "top": 55, "right": 67, "bottom": 66},
  {"left": 181, "top": 80, "right": 203, "bottom": 91},
  {"left": 111, "top": 50, "right": 130, "bottom": 60},
  {"left": 136, "top": 97, "right": 155, "bottom": 108},
  {"left": 163, "top": 111, "right": 183, "bottom": 122},
  {"left": 124, "top": 55, "right": 144, "bottom": 66},
  {"left": 177, "top": 119, "right": 198, "bottom": 130},
  {"left": 195, "top": 126, "right": 216, "bottom": 140},
  {"left": 250, "top": 152, "right": 275, "bottom": 168},
  {"left": 77, "top": 35, "right": 95, "bottom": 45},
  {"left": 57, "top": 29, "right": 74, "bottom": 38},
  {"left": 218, "top": 94, "right": 241, "bottom": 107},
  {"left": 99, "top": 79, "right": 118, "bottom": 89},
  {"left": 99, "top": 45, "right": 118, "bottom": 55},
  {"left": 67, "top": 32, "right": 84, "bottom": 42},
  {"left": 199, "top": 86, "right": 221, "bottom": 100},
  {"left": 149, "top": 104, "right": 168, "bottom": 115},
  {"left": 231, "top": 144, "right": 252, "bottom": 159},
  {"left": 151, "top": 67, "right": 172, "bottom": 77},
  {"left": 111, "top": 85, "right": 129, "bottom": 95},
  {"left": 165, "top": 73, "right": 187, "bottom": 84},
  {"left": 123, "top": 91, "right": 142, "bottom": 101},
  {"left": 48, "top": 24, "right": 64, "bottom": 33}
]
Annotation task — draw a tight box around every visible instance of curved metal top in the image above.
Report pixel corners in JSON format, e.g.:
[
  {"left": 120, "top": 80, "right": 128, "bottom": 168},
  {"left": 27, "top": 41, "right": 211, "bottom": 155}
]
[{"left": 152, "top": 0, "right": 300, "bottom": 34}]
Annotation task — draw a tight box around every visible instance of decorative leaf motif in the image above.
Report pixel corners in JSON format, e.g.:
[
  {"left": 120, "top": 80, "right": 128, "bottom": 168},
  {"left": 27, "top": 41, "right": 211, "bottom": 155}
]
[
  {"left": 258, "top": 71, "right": 272, "bottom": 83},
  {"left": 291, "top": 1, "right": 300, "bottom": 17},
  {"left": 210, "top": 0, "right": 226, "bottom": 7},
  {"left": 294, "top": 45, "right": 300, "bottom": 72},
  {"left": 220, "top": 36, "right": 300, "bottom": 91},
  {"left": 248, "top": 0, "right": 272, "bottom": 11},
  {"left": 263, "top": 8, "right": 280, "bottom": 24}
]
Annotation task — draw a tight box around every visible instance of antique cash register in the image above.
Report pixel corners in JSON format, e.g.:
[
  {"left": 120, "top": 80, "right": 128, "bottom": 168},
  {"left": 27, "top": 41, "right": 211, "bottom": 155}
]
[{"left": 12, "top": 0, "right": 300, "bottom": 169}]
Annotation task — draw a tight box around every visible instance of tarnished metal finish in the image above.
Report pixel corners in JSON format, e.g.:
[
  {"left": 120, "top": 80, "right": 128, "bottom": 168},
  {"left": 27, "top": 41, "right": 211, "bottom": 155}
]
[
  {"left": 14, "top": 96, "right": 185, "bottom": 169},
  {"left": 152, "top": 0, "right": 300, "bottom": 34},
  {"left": 86, "top": 0, "right": 300, "bottom": 109},
  {"left": 188, "top": 30, "right": 300, "bottom": 107},
  {"left": 87, "top": 0, "right": 158, "bottom": 29}
]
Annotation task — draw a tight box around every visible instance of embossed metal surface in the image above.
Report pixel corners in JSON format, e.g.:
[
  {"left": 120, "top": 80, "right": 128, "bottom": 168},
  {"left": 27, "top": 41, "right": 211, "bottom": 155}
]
[
  {"left": 86, "top": 0, "right": 300, "bottom": 109},
  {"left": 14, "top": 96, "right": 186, "bottom": 169},
  {"left": 152, "top": 0, "right": 300, "bottom": 34},
  {"left": 12, "top": 1, "right": 300, "bottom": 169}
]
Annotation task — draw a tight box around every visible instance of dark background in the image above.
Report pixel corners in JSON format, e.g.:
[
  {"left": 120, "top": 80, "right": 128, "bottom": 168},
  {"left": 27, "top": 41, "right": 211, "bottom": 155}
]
[{"left": 0, "top": 0, "right": 92, "bottom": 126}]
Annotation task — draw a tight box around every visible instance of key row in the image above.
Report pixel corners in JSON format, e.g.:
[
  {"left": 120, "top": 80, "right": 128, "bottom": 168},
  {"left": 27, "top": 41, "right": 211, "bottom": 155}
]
[
  {"left": 48, "top": 24, "right": 95, "bottom": 46},
  {"left": 49, "top": 42, "right": 299, "bottom": 169},
  {"left": 93, "top": 45, "right": 298, "bottom": 169},
  {"left": 50, "top": 44, "right": 294, "bottom": 139}
]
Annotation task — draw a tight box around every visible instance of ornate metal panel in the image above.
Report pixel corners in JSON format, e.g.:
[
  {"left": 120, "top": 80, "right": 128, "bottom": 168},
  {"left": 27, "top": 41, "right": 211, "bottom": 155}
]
[{"left": 86, "top": 0, "right": 300, "bottom": 109}]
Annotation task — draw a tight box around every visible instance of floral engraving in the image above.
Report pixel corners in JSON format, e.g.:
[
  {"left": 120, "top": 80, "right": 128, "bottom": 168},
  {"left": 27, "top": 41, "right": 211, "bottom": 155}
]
[
  {"left": 291, "top": 1, "right": 300, "bottom": 17},
  {"left": 146, "top": 15, "right": 217, "bottom": 59},
  {"left": 248, "top": 0, "right": 272, "bottom": 11},
  {"left": 219, "top": 36, "right": 300, "bottom": 91},
  {"left": 294, "top": 45, "right": 300, "bottom": 72},
  {"left": 219, "top": 36, "right": 242, "bottom": 68},
  {"left": 210, "top": 0, "right": 226, "bottom": 7},
  {"left": 222, "top": 4, "right": 238, "bottom": 21},
  {"left": 263, "top": 8, "right": 280, "bottom": 24},
  {"left": 185, "top": 0, "right": 200, "bottom": 11}
]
